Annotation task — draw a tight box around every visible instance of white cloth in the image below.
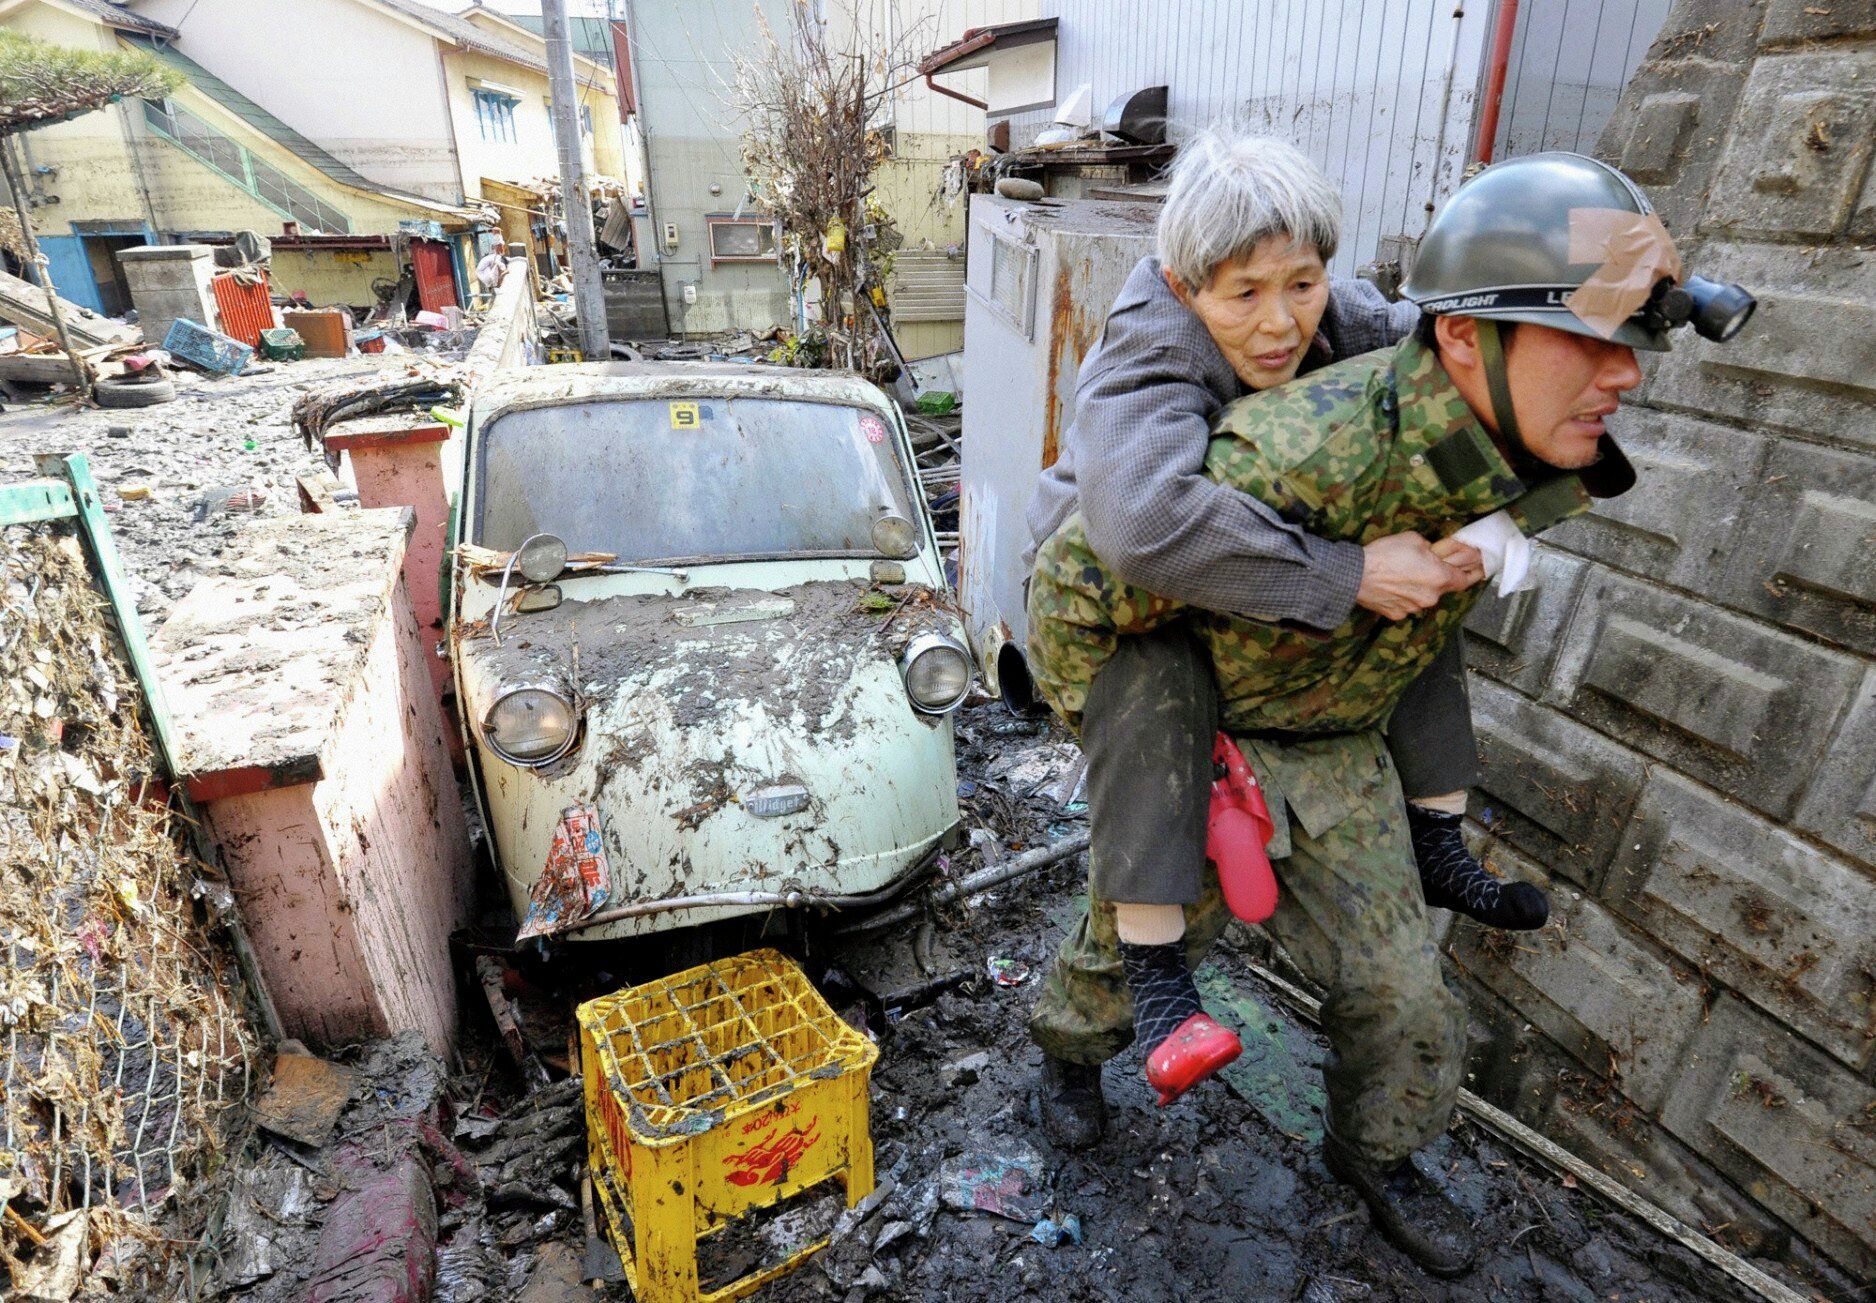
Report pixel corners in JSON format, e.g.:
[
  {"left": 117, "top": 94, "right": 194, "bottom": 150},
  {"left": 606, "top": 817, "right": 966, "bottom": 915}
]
[
  {"left": 1452, "top": 509, "right": 1534, "bottom": 597},
  {"left": 475, "top": 253, "right": 506, "bottom": 289}
]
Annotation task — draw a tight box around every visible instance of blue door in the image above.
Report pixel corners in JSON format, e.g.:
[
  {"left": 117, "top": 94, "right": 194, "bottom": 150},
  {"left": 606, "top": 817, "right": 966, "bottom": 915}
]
[{"left": 34, "top": 235, "right": 104, "bottom": 312}]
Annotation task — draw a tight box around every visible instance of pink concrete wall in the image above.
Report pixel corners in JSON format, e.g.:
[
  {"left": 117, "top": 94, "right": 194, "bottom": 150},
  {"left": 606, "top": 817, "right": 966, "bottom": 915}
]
[
  {"left": 203, "top": 575, "right": 471, "bottom": 1056},
  {"left": 346, "top": 442, "right": 451, "bottom": 702},
  {"left": 207, "top": 784, "right": 385, "bottom": 1047}
]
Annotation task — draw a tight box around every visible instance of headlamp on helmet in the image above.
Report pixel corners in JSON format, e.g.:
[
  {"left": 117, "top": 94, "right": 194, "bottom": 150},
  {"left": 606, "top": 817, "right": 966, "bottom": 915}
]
[{"left": 1640, "top": 275, "right": 1757, "bottom": 343}]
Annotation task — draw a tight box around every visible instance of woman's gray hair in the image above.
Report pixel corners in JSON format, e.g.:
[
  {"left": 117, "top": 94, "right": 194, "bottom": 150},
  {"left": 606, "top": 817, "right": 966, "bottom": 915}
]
[{"left": 1156, "top": 128, "right": 1342, "bottom": 292}]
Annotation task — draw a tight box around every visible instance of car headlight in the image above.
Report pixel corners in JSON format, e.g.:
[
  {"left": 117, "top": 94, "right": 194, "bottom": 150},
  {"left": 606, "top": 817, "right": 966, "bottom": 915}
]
[
  {"left": 483, "top": 686, "right": 577, "bottom": 766},
  {"left": 900, "top": 632, "right": 971, "bottom": 714}
]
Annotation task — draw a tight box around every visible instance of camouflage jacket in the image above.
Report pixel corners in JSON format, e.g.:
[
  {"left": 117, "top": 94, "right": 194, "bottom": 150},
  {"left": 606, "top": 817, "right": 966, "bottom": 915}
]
[{"left": 1027, "top": 336, "right": 1630, "bottom": 736}]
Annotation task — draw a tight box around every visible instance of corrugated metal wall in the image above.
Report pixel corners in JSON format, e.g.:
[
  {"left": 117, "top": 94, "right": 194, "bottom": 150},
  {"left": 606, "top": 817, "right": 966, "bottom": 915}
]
[
  {"left": 1028, "top": 0, "right": 1489, "bottom": 275},
  {"left": 1491, "top": 0, "right": 1674, "bottom": 157},
  {"left": 1023, "top": 0, "right": 1671, "bottom": 277}
]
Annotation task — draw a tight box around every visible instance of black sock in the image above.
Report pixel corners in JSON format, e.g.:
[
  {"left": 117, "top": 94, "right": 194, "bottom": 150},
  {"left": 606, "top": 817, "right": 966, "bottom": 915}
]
[
  {"left": 1120, "top": 941, "right": 1202, "bottom": 1053},
  {"left": 1406, "top": 804, "right": 1549, "bottom": 930}
]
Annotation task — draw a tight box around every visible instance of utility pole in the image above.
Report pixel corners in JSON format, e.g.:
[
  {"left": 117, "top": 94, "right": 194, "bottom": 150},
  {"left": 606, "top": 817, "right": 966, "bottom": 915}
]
[{"left": 542, "top": 0, "right": 610, "bottom": 360}]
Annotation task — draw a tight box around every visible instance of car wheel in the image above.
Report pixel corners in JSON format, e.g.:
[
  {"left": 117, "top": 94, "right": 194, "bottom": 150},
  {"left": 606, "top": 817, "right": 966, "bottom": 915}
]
[{"left": 95, "top": 377, "right": 177, "bottom": 408}]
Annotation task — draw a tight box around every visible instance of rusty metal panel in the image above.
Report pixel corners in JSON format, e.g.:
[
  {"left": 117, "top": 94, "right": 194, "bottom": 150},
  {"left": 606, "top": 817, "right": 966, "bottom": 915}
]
[
  {"left": 956, "top": 194, "right": 1154, "bottom": 684},
  {"left": 209, "top": 271, "right": 275, "bottom": 348}
]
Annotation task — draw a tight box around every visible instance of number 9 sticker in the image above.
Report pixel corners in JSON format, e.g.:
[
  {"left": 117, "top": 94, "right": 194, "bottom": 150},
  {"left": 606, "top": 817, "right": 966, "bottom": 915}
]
[
  {"left": 669, "top": 401, "right": 701, "bottom": 429},
  {"left": 859, "top": 414, "right": 887, "bottom": 445}
]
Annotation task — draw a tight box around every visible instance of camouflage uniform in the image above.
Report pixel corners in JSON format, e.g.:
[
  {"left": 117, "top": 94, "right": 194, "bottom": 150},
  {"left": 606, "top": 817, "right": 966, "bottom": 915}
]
[{"left": 1026, "top": 336, "right": 1623, "bottom": 1166}]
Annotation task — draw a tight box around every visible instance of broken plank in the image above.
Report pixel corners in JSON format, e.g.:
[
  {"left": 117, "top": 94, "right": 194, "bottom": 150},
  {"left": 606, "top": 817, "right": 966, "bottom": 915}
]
[{"left": 0, "top": 267, "right": 141, "bottom": 349}]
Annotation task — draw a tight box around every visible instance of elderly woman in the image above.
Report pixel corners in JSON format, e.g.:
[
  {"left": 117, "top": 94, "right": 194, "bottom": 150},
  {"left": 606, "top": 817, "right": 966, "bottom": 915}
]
[{"left": 1023, "top": 128, "right": 1547, "bottom": 1150}]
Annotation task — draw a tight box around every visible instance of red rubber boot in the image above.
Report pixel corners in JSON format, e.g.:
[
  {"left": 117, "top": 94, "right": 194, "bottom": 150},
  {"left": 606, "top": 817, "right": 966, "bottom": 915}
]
[{"left": 1145, "top": 1012, "right": 1243, "bottom": 1106}]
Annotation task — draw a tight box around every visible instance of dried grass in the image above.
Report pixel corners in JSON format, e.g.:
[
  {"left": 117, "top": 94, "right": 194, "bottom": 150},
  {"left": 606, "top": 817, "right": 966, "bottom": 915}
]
[{"left": 1, "top": 525, "right": 257, "bottom": 1293}]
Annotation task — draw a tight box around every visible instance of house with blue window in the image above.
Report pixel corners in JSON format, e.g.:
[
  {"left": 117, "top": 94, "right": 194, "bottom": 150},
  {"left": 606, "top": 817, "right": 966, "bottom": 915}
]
[{"left": 0, "top": 0, "right": 628, "bottom": 314}]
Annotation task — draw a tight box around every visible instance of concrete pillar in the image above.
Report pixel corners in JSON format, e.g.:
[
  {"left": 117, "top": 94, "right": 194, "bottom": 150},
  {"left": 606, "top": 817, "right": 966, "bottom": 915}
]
[{"left": 117, "top": 244, "right": 219, "bottom": 351}]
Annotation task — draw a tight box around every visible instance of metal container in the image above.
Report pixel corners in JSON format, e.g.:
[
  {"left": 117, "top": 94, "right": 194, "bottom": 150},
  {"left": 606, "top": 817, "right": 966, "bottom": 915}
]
[{"left": 957, "top": 194, "right": 1156, "bottom": 709}]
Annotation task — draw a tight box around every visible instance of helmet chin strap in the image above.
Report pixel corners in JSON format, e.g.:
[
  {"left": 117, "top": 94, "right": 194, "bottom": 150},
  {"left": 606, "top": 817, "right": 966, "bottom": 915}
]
[{"left": 1475, "top": 319, "right": 1524, "bottom": 453}]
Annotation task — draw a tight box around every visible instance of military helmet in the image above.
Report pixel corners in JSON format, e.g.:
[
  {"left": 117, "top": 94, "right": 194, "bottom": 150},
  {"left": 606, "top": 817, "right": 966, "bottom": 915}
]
[{"left": 1401, "top": 152, "right": 1683, "bottom": 351}]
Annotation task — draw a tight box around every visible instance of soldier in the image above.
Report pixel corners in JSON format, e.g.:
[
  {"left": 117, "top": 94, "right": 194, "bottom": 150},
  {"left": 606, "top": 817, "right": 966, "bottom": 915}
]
[{"left": 1025, "top": 152, "right": 1754, "bottom": 1276}]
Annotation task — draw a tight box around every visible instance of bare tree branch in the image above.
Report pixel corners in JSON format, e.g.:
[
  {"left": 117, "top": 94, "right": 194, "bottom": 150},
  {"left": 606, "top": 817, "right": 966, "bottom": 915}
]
[{"left": 732, "top": 1, "right": 929, "bottom": 373}]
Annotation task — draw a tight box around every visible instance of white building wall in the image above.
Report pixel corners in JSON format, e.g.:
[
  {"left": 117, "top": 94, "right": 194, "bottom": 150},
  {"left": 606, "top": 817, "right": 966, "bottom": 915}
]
[{"left": 136, "top": 0, "right": 463, "bottom": 203}]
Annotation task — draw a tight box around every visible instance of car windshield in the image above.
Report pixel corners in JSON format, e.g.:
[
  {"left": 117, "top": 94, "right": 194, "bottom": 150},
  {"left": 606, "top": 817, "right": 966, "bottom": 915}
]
[{"left": 474, "top": 395, "right": 919, "bottom": 564}]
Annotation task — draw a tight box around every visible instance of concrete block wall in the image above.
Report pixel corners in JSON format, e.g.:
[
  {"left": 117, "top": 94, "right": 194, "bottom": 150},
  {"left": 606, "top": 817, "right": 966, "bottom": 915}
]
[
  {"left": 117, "top": 244, "right": 219, "bottom": 349},
  {"left": 1450, "top": 0, "right": 1876, "bottom": 1283}
]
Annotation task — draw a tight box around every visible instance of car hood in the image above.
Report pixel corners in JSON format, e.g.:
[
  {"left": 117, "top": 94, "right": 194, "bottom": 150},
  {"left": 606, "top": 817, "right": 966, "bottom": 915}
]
[{"left": 457, "top": 579, "right": 962, "bottom": 931}]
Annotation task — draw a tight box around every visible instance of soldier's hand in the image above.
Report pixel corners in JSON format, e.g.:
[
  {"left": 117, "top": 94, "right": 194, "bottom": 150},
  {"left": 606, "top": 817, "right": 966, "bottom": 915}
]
[{"left": 1355, "top": 532, "right": 1479, "bottom": 621}]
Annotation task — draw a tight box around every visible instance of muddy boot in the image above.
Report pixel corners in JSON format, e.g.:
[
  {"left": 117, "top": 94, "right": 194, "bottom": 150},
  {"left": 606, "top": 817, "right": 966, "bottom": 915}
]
[
  {"left": 1323, "top": 1133, "right": 1478, "bottom": 1278},
  {"left": 1036, "top": 1056, "right": 1107, "bottom": 1151},
  {"left": 1407, "top": 804, "right": 1548, "bottom": 931}
]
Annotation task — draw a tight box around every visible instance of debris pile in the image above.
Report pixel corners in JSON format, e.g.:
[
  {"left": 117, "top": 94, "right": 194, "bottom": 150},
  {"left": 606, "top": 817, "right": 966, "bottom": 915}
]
[{"left": 0, "top": 527, "right": 256, "bottom": 1298}]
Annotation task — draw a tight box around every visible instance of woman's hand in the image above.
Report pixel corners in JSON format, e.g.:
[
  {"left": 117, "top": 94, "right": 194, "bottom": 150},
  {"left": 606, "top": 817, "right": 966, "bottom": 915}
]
[{"left": 1355, "top": 533, "right": 1484, "bottom": 620}]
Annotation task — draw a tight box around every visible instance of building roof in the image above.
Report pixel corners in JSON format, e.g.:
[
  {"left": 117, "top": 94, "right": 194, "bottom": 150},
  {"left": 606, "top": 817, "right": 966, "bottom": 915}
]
[
  {"left": 919, "top": 17, "right": 1057, "bottom": 76},
  {"left": 370, "top": 0, "right": 550, "bottom": 74},
  {"left": 31, "top": 0, "right": 177, "bottom": 38},
  {"left": 121, "top": 32, "right": 476, "bottom": 219}
]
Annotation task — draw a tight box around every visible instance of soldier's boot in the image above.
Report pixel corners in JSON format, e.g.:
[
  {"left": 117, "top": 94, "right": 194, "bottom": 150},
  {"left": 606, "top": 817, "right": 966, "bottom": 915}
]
[
  {"left": 1120, "top": 941, "right": 1241, "bottom": 1105},
  {"left": 1407, "top": 804, "right": 1549, "bottom": 931},
  {"left": 1323, "top": 1133, "right": 1478, "bottom": 1279},
  {"left": 1036, "top": 1056, "right": 1108, "bottom": 1151}
]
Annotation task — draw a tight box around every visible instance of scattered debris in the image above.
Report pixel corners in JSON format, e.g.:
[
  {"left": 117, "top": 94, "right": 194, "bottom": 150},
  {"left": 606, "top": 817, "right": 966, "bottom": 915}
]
[
  {"left": 0, "top": 529, "right": 256, "bottom": 1293},
  {"left": 250, "top": 1048, "right": 359, "bottom": 1149},
  {"left": 939, "top": 1145, "right": 1050, "bottom": 1222}
]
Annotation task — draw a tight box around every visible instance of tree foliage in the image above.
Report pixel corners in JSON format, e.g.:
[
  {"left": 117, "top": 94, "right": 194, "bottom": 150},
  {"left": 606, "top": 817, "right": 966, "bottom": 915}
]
[
  {"left": 734, "top": 2, "right": 919, "bottom": 374},
  {"left": 0, "top": 30, "right": 182, "bottom": 137}
]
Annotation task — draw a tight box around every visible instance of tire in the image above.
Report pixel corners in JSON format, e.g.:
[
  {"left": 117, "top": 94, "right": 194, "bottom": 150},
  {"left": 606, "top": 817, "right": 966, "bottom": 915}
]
[{"left": 94, "top": 377, "right": 176, "bottom": 408}]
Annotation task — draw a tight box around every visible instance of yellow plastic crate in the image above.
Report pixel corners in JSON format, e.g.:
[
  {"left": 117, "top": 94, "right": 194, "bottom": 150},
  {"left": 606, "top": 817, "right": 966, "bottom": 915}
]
[{"left": 577, "top": 949, "right": 879, "bottom": 1302}]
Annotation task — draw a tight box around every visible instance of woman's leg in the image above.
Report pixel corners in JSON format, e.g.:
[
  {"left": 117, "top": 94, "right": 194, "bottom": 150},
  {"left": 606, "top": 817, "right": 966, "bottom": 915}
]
[{"left": 1388, "top": 637, "right": 1548, "bottom": 930}]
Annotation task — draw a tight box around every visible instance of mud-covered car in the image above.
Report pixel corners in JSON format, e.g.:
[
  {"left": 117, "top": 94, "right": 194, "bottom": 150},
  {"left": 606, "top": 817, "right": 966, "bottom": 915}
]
[{"left": 448, "top": 363, "right": 968, "bottom": 942}]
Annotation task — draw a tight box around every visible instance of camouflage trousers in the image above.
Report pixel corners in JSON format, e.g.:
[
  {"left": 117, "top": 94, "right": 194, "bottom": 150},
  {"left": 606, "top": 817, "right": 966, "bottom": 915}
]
[{"left": 1028, "top": 729, "right": 1468, "bottom": 1168}]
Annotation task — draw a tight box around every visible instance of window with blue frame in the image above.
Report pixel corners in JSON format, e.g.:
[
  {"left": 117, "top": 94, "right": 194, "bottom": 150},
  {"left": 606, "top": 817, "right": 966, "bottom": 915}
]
[{"left": 472, "top": 87, "right": 520, "bottom": 144}]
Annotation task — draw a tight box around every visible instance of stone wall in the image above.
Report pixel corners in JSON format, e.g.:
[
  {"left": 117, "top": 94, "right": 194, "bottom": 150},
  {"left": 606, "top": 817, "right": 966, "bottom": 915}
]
[{"left": 1451, "top": 0, "right": 1876, "bottom": 1284}]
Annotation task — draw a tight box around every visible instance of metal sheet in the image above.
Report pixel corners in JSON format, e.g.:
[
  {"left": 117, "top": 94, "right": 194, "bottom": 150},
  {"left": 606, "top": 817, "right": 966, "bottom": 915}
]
[{"left": 957, "top": 194, "right": 1155, "bottom": 690}]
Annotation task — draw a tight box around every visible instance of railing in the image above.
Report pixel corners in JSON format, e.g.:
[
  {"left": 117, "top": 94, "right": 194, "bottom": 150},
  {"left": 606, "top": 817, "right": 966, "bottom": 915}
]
[{"left": 142, "top": 98, "right": 352, "bottom": 235}]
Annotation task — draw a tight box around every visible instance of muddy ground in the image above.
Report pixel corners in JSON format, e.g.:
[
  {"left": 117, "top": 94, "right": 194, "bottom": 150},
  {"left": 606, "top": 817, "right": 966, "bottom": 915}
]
[
  {"left": 189, "top": 704, "right": 1782, "bottom": 1303},
  {"left": 0, "top": 358, "right": 1815, "bottom": 1301}
]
